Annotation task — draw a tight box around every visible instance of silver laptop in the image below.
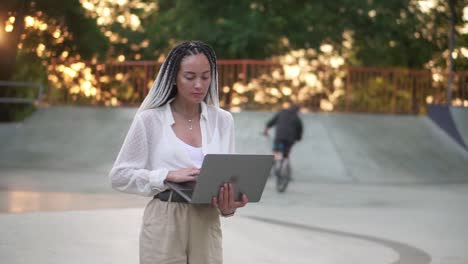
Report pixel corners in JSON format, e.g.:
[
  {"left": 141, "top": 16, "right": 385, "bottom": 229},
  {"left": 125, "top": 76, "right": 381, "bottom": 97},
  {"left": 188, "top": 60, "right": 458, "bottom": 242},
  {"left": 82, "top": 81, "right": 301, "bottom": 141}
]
[{"left": 166, "top": 154, "right": 274, "bottom": 204}]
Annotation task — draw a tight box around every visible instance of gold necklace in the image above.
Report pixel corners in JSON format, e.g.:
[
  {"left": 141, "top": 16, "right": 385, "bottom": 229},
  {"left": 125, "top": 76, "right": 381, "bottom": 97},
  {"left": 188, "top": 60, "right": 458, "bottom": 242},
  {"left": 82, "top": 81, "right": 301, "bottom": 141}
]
[
  {"left": 187, "top": 118, "right": 193, "bottom": 130},
  {"left": 173, "top": 106, "right": 199, "bottom": 131}
]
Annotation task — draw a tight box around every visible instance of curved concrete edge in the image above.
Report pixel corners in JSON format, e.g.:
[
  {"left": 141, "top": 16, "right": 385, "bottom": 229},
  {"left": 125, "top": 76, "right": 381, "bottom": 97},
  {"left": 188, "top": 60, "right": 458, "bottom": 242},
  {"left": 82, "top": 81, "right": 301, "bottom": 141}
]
[
  {"left": 0, "top": 208, "right": 401, "bottom": 264},
  {"left": 244, "top": 215, "right": 431, "bottom": 264},
  {"left": 427, "top": 105, "right": 468, "bottom": 151}
]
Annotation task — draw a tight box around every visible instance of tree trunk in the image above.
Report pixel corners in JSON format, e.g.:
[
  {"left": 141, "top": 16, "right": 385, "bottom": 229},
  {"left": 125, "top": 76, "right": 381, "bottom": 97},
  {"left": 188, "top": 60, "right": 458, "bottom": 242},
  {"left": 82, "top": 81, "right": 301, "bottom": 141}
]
[
  {"left": 446, "top": 0, "right": 457, "bottom": 105},
  {"left": 0, "top": 0, "right": 26, "bottom": 81}
]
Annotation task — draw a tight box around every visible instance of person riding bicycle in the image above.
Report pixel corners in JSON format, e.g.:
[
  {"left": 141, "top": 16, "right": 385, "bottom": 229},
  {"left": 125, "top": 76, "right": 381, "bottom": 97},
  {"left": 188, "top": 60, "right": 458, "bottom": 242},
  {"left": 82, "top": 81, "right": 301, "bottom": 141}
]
[{"left": 263, "top": 103, "right": 303, "bottom": 171}]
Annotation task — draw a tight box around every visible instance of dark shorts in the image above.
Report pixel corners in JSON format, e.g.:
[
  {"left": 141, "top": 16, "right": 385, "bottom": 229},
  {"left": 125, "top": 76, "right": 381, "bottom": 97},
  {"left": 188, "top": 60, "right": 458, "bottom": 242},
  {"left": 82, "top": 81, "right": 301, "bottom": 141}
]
[{"left": 273, "top": 139, "right": 294, "bottom": 158}]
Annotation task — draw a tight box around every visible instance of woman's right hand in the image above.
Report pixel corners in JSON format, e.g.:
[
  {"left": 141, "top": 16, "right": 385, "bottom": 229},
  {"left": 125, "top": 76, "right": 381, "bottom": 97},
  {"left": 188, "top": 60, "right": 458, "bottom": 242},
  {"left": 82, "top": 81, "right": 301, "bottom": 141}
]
[{"left": 165, "top": 168, "right": 200, "bottom": 183}]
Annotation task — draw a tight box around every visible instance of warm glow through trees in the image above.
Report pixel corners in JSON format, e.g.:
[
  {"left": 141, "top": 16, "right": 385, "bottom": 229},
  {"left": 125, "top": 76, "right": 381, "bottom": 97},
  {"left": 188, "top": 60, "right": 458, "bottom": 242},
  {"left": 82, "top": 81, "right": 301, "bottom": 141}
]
[{"left": 1, "top": 0, "right": 467, "bottom": 116}]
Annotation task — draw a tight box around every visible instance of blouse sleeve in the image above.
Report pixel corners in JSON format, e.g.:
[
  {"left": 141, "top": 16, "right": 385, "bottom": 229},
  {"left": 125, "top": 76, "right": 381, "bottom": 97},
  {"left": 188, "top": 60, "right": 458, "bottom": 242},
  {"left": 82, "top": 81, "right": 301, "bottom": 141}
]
[
  {"left": 109, "top": 114, "right": 167, "bottom": 196},
  {"left": 227, "top": 113, "right": 236, "bottom": 154}
]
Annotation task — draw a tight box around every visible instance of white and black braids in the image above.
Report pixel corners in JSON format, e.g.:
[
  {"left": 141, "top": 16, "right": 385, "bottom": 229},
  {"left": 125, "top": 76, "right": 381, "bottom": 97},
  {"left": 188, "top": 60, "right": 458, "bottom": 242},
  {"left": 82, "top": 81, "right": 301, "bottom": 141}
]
[{"left": 137, "top": 41, "right": 219, "bottom": 113}]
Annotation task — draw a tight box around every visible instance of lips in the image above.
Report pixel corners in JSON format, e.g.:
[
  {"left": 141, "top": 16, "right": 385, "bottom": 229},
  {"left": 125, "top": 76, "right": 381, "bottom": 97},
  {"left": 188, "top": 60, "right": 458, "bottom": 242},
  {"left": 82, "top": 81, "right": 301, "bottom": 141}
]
[{"left": 192, "top": 92, "right": 204, "bottom": 98}]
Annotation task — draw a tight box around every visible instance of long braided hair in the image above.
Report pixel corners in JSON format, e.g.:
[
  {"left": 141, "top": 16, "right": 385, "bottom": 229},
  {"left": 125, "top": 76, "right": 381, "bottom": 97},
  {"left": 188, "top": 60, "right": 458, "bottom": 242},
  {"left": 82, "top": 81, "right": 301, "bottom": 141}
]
[{"left": 137, "top": 41, "right": 219, "bottom": 113}]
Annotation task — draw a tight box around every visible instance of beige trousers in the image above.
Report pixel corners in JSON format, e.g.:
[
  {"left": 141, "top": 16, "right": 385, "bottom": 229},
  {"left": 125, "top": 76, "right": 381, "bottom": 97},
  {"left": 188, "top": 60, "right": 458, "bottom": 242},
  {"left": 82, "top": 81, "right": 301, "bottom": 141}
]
[{"left": 140, "top": 198, "right": 223, "bottom": 264}]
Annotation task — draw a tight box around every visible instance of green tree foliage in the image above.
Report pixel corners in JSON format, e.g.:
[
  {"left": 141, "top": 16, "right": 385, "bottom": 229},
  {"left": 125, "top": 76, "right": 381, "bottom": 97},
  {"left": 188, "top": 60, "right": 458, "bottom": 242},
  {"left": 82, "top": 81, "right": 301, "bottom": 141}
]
[
  {"left": 0, "top": 0, "right": 108, "bottom": 121},
  {"left": 0, "top": 0, "right": 108, "bottom": 81},
  {"left": 80, "top": 0, "right": 157, "bottom": 60},
  {"left": 350, "top": 0, "right": 467, "bottom": 69},
  {"left": 145, "top": 0, "right": 288, "bottom": 59},
  {"left": 1, "top": 0, "right": 467, "bottom": 119},
  {"left": 143, "top": 0, "right": 466, "bottom": 112},
  {"left": 147, "top": 0, "right": 467, "bottom": 68}
]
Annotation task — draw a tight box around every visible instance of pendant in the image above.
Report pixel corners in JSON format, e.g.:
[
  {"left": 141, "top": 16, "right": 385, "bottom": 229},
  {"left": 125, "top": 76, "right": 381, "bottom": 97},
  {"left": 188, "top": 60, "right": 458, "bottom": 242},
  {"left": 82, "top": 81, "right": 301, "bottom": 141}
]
[{"left": 188, "top": 119, "right": 193, "bottom": 130}]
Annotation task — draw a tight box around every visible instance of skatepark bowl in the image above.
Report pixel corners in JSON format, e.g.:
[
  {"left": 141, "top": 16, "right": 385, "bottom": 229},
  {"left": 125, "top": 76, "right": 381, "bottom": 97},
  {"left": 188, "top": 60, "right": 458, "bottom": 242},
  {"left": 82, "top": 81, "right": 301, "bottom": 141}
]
[{"left": 0, "top": 106, "right": 467, "bottom": 264}]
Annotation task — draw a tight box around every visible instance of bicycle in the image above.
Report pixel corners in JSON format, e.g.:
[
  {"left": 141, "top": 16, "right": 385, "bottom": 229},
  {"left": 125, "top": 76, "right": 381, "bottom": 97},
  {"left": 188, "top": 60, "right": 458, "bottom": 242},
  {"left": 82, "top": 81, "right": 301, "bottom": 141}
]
[
  {"left": 263, "top": 132, "right": 292, "bottom": 193},
  {"left": 272, "top": 152, "right": 291, "bottom": 193}
]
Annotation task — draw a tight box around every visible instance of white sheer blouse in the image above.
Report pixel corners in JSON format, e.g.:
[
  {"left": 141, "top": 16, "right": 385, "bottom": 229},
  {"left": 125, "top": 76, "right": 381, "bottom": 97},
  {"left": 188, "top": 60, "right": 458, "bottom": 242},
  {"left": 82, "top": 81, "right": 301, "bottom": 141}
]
[
  {"left": 176, "top": 137, "right": 205, "bottom": 168},
  {"left": 109, "top": 101, "right": 235, "bottom": 197}
]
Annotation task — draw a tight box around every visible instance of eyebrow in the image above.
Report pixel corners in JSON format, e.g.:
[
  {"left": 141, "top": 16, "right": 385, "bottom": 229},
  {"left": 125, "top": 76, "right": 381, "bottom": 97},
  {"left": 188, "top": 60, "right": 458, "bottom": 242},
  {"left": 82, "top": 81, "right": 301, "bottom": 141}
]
[{"left": 183, "top": 71, "right": 211, "bottom": 74}]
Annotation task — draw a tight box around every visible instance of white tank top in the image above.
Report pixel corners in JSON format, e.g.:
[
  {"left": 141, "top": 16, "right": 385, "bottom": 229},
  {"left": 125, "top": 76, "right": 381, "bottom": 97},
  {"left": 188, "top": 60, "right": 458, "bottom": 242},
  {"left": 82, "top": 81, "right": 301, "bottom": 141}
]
[{"left": 176, "top": 137, "right": 204, "bottom": 168}]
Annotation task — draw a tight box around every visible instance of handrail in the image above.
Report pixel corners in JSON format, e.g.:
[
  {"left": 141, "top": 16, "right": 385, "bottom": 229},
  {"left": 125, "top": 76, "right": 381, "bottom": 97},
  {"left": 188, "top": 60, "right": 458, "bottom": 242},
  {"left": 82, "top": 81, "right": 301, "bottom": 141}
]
[{"left": 0, "top": 81, "right": 44, "bottom": 107}]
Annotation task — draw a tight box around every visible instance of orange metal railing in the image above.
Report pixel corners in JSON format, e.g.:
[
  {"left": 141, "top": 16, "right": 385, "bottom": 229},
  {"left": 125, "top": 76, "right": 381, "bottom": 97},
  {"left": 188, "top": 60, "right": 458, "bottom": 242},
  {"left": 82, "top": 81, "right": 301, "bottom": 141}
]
[
  {"left": 345, "top": 67, "right": 468, "bottom": 114},
  {"left": 47, "top": 59, "right": 467, "bottom": 113}
]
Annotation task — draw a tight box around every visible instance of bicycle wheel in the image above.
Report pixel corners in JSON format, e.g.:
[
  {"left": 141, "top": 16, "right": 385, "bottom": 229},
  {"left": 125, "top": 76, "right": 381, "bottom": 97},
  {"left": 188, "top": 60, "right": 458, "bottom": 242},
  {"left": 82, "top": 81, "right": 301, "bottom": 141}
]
[{"left": 275, "top": 159, "right": 291, "bottom": 193}]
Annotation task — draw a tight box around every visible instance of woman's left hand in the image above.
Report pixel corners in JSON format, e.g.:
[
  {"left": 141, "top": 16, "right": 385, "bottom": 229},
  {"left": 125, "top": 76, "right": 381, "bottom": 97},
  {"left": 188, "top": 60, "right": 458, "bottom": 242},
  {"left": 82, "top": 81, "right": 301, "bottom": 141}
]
[{"left": 212, "top": 183, "right": 248, "bottom": 217}]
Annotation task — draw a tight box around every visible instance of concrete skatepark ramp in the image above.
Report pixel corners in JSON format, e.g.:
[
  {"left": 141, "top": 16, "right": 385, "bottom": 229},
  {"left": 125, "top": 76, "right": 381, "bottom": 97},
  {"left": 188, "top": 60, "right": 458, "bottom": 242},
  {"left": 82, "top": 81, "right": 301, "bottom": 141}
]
[
  {"left": 1, "top": 106, "right": 467, "bottom": 264},
  {"left": 0, "top": 106, "right": 467, "bottom": 194}
]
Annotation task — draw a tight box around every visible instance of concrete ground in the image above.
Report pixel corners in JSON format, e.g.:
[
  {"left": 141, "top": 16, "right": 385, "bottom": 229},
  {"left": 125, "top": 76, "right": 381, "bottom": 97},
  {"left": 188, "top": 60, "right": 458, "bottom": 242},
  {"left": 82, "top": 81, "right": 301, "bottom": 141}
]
[{"left": 0, "top": 106, "right": 467, "bottom": 264}]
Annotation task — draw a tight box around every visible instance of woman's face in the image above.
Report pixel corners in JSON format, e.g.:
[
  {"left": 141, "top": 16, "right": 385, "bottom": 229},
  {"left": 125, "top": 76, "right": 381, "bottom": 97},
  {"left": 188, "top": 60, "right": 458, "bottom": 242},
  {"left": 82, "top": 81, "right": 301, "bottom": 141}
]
[{"left": 175, "top": 53, "right": 212, "bottom": 105}]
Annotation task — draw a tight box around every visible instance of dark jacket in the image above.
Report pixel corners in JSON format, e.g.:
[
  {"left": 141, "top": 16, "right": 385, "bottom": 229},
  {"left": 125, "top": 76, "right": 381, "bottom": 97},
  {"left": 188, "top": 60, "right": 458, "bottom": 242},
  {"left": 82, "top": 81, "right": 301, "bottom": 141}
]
[{"left": 266, "top": 106, "right": 303, "bottom": 143}]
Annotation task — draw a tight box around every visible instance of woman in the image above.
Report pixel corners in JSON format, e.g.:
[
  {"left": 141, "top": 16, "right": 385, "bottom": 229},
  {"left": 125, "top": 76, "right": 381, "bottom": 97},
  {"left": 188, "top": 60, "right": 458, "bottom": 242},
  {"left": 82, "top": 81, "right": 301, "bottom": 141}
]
[{"left": 109, "top": 41, "right": 248, "bottom": 264}]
